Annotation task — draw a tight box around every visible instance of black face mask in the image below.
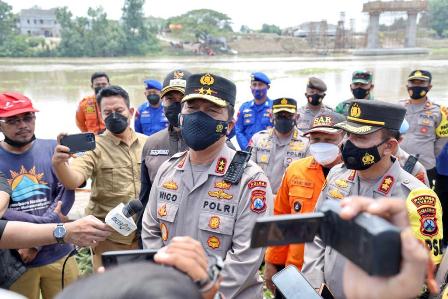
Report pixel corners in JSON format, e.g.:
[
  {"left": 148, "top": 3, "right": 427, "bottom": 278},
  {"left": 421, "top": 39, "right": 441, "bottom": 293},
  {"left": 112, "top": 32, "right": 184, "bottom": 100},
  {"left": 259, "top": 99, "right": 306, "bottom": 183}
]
[
  {"left": 306, "top": 93, "right": 324, "bottom": 106},
  {"left": 94, "top": 87, "right": 103, "bottom": 96},
  {"left": 274, "top": 117, "right": 295, "bottom": 134},
  {"left": 180, "top": 111, "right": 228, "bottom": 151},
  {"left": 164, "top": 102, "right": 181, "bottom": 128},
  {"left": 105, "top": 112, "right": 128, "bottom": 134},
  {"left": 352, "top": 87, "right": 369, "bottom": 99},
  {"left": 341, "top": 139, "right": 387, "bottom": 170},
  {"left": 408, "top": 86, "right": 429, "bottom": 100},
  {"left": 147, "top": 94, "right": 161, "bottom": 106},
  {"left": 3, "top": 134, "right": 36, "bottom": 148}
]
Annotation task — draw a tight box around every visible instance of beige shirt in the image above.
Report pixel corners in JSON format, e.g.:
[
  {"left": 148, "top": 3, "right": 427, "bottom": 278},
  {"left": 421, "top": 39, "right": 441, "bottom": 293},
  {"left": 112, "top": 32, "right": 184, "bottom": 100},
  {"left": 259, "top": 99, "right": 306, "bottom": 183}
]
[{"left": 71, "top": 129, "right": 147, "bottom": 244}]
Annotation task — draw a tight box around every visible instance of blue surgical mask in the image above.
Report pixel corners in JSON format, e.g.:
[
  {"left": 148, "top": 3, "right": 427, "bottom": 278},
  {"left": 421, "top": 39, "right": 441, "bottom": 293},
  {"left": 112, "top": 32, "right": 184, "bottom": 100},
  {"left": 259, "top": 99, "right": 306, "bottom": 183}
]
[{"left": 252, "top": 88, "right": 267, "bottom": 100}]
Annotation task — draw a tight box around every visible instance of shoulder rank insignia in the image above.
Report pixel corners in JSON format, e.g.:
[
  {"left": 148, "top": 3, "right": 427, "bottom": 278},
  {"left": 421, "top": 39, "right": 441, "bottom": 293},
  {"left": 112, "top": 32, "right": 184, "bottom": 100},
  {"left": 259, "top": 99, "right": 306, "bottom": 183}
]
[
  {"left": 162, "top": 181, "right": 178, "bottom": 190},
  {"left": 215, "top": 157, "right": 227, "bottom": 174},
  {"left": 378, "top": 175, "right": 394, "bottom": 195},
  {"left": 347, "top": 170, "right": 356, "bottom": 181},
  {"left": 335, "top": 179, "right": 348, "bottom": 188},
  {"left": 329, "top": 188, "right": 344, "bottom": 200}
]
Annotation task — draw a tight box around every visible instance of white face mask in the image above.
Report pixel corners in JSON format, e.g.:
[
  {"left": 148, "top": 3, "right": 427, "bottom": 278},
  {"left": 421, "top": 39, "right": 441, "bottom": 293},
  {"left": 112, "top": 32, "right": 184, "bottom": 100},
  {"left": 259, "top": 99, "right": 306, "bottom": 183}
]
[{"left": 309, "top": 142, "right": 340, "bottom": 166}]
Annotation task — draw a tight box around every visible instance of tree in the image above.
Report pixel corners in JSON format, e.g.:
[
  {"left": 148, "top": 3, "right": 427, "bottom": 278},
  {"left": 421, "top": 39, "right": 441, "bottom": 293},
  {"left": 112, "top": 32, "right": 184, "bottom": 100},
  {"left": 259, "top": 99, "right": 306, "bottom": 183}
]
[
  {"left": 429, "top": 0, "right": 448, "bottom": 37},
  {"left": 0, "top": 1, "right": 16, "bottom": 45},
  {"left": 260, "top": 24, "right": 281, "bottom": 35},
  {"left": 121, "top": 0, "right": 159, "bottom": 55},
  {"left": 167, "top": 9, "right": 233, "bottom": 37}
]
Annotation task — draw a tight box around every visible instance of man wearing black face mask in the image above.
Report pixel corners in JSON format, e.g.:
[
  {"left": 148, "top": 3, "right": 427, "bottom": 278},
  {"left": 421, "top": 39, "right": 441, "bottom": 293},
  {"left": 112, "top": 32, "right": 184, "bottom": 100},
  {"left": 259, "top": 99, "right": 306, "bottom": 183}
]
[
  {"left": 53, "top": 86, "right": 148, "bottom": 270},
  {"left": 400, "top": 70, "right": 448, "bottom": 188},
  {"left": 335, "top": 70, "right": 374, "bottom": 116},
  {"left": 134, "top": 79, "right": 168, "bottom": 136},
  {"left": 297, "top": 77, "right": 333, "bottom": 131},
  {"left": 249, "top": 98, "right": 310, "bottom": 194},
  {"left": 142, "top": 73, "right": 273, "bottom": 299},
  {"left": 135, "top": 70, "right": 191, "bottom": 247},
  {"left": 302, "top": 100, "right": 444, "bottom": 299},
  {"left": 75, "top": 72, "right": 110, "bottom": 134}
]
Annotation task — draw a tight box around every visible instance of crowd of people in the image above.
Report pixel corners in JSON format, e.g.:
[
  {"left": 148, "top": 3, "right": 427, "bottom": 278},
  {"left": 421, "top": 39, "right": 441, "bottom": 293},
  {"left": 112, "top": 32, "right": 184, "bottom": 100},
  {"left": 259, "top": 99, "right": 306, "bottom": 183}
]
[{"left": 0, "top": 67, "right": 448, "bottom": 299}]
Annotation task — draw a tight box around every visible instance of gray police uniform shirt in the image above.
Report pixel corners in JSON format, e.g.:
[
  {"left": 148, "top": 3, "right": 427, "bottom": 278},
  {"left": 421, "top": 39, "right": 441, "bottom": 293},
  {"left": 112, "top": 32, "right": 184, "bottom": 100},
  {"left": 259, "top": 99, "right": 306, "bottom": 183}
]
[
  {"left": 400, "top": 99, "right": 448, "bottom": 170},
  {"left": 396, "top": 146, "right": 430, "bottom": 187},
  {"left": 297, "top": 104, "right": 334, "bottom": 131},
  {"left": 250, "top": 127, "right": 310, "bottom": 193},
  {"left": 302, "top": 159, "right": 425, "bottom": 299},
  {"left": 141, "top": 144, "right": 273, "bottom": 299},
  {"left": 141, "top": 126, "right": 187, "bottom": 183}
]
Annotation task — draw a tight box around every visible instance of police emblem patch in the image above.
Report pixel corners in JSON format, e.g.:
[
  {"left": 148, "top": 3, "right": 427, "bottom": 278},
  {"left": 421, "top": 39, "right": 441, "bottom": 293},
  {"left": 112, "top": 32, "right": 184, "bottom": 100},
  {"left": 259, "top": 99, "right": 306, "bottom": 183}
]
[
  {"left": 362, "top": 153, "right": 375, "bottom": 165},
  {"left": 200, "top": 73, "right": 215, "bottom": 85},
  {"left": 281, "top": 98, "right": 288, "bottom": 105},
  {"left": 250, "top": 190, "right": 267, "bottom": 213},
  {"left": 162, "top": 181, "right": 178, "bottom": 190},
  {"left": 294, "top": 201, "right": 302, "bottom": 212},
  {"left": 248, "top": 180, "right": 267, "bottom": 189},
  {"left": 209, "top": 216, "right": 220, "bottom": 229},
  {"left": 161, "top": 223, "right": 168, "bottom": 241},
  {"left": 350, "top": 103, "right": 361, "bottom": 118},
  {"left": 207, "top": 236, "right": 220, "bottom": 249},
  {"left": 158, "top": 204, "right": 167, "bottom": 217}
]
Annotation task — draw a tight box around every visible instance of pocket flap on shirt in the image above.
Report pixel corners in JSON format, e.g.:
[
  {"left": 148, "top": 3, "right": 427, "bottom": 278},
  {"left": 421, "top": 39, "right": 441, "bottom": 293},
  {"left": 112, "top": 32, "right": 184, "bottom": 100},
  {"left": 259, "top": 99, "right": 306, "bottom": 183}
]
[
  {"left": 289, "top": 185, "right": 314, "bottom": 199},
  {"left": 198, "top": 212, "right": 234, "bottom": 235},
  {"left": 156, "top": 202, "right": 179, "bottom": 223}
]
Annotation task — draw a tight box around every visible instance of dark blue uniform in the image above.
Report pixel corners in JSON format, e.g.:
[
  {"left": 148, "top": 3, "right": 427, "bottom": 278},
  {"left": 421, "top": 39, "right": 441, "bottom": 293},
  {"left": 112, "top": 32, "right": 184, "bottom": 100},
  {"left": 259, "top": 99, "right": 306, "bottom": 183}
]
[
  {"left": 235, "top": 99, "right": 273, "bottom": 150},
  {"left": 134, "top": 102, "right": 168, "bottom": 136}
]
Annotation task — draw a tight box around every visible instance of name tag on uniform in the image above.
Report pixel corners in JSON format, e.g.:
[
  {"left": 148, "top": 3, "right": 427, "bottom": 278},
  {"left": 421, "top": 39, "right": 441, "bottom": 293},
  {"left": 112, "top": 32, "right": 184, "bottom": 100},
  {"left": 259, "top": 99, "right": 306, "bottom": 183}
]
[{"left": 150, "top": 149, "right": 169, "bottom": 156}]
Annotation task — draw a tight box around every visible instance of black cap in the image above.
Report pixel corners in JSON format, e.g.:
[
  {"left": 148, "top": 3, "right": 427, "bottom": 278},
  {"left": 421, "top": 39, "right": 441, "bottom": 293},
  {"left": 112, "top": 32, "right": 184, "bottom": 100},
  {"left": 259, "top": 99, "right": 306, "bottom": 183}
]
[
  {"left": 307, "top": 77, "right": 327, "bottom": 92},
  {"left": 182, "top": 73, "right": 236, "bottom": 107},
  {"left": 272, "top": 98, "right": 297, "bottom": 114},
  {"left": 408, "top": 70, "right": 432, "bottom": 83},
  {"left": 334, "top": 100, "right": 406, "bottom": 135},
  {"left": 161, "top": 70, "right": 192, "bottom": 97}
]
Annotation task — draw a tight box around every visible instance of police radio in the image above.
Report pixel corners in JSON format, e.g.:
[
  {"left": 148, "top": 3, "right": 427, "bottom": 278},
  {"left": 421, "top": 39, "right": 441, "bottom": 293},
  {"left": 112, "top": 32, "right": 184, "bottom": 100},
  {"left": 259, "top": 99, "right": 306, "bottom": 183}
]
[
  {"left": 403, "top": 154, "right": 420, "bottom": 174},
  {"left": 224, "top": 147, "right": 252, "bottom": 184},
  {"left": 251, "top": 200, "right": 402, "bottom": 277}
]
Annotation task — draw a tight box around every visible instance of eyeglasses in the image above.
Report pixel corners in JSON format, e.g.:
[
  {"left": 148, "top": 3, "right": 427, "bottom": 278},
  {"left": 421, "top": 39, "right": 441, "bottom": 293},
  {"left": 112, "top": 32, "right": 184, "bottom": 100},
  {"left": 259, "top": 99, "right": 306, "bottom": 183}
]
[{"left": 0, "top": 114, "right": 36, "bottom": 126}]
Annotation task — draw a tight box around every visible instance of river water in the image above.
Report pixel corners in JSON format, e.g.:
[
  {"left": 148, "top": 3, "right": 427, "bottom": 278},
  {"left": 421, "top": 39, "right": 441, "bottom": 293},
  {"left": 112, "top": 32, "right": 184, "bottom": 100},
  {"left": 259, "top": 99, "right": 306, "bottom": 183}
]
[{"left": 0, "top": 55, "right": 447, "bottom": 139}]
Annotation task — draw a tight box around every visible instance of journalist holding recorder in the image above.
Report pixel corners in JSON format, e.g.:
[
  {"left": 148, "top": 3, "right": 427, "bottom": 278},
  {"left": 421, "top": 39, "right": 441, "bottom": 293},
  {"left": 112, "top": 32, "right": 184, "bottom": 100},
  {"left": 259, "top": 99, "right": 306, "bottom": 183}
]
[{"left": 52, "top": 86, "right": 147, "bottom": 270}]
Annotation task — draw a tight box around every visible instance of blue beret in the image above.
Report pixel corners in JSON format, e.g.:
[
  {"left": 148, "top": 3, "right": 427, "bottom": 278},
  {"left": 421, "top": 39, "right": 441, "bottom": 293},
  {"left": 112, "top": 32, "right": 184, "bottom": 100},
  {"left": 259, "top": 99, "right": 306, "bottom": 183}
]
[
  {"left": 251, "top": 72, "right": 270, "bottom": 85},
  {"left": 144, "top": 79, "right": 162, "bottom": 91}
]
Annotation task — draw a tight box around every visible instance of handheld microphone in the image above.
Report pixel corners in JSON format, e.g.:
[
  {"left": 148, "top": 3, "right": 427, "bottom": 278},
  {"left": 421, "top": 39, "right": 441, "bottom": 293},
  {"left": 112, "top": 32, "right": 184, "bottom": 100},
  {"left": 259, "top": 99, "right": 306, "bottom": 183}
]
[{"left": 105, "top": 200, "right": 144, "bottom": 236}]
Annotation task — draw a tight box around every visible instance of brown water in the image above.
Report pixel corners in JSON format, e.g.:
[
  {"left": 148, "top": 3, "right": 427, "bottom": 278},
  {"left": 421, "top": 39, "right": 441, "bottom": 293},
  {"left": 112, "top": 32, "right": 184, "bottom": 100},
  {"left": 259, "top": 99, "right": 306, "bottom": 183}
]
[{"left": 0, "top": 55, "right": 447, "bottom": 139}]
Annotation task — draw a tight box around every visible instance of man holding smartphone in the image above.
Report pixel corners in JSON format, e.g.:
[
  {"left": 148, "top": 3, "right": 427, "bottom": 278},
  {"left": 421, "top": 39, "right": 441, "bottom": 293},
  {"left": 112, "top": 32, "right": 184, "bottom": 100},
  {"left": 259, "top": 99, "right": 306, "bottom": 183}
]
[
  {"left": 53, "top": 86, "right": 148, "bottom": 270},
  {"left": 0, "top": 92, "right": 77, "bottom": 298},
  {"left": 142, "top": 73, "right": 273, "bottom": 298}
]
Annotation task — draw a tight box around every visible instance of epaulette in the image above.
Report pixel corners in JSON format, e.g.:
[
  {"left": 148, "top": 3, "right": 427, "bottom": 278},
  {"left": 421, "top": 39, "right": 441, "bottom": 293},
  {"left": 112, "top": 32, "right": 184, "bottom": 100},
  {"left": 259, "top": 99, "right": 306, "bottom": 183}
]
[{"left": 169, "top": 151, "right": 187, "bottom": 161}]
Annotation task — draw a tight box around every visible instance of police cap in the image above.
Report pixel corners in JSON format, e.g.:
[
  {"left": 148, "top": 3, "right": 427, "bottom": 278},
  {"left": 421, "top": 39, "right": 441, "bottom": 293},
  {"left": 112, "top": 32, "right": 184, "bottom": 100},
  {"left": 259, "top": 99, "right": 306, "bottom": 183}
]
[
  {"left": 182, "top": 73, "right": 236, "bottom": 107},
  {"left": 161, "top": 70, "right": 192, "bottom": 97},
  {"left": 272, "top": 98, "right": 297, "bottom": 114},
  {"left": 307, "top": 77, "right": 327, "bottom": 92}
]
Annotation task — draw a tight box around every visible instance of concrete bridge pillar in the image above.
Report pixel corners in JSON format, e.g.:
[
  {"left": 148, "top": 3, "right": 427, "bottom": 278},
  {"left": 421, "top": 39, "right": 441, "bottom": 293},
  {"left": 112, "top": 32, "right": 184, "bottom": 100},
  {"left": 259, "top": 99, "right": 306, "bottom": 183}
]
[
  {"left": 405, "top": 12, "right": 418, "bottom": 48},
  {"left": 367, "top": 12, "right": 380, "bottom": 49}
]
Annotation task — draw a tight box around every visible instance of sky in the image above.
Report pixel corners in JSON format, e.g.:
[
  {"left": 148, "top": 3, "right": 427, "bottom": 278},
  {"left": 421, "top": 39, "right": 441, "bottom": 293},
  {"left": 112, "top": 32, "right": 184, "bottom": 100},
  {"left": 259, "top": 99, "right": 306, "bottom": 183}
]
[{"left": 6, "top": 0, "right": 375, "bottom": 31}]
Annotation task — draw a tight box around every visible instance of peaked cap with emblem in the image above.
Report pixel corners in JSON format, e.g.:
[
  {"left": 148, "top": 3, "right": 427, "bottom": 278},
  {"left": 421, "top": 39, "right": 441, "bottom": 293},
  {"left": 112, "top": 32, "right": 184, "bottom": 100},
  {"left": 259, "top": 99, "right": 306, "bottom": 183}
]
[
  {"left": 272, "top": 98, "right": 297, "bottom": 114},
  {"left": 161, "top": 69, "right": 192, "bottom": 97},
  {"left": 182, "top": 73, "right": 236, "bottom": 107},
  {"left": 408, "top": 70, "right": 432, "bottom": 82},
  {"left": 334, "top": 100, "right": 406, "bottom": 135},
  {"left": 304, "top": 111, "right": 345, "bottom": 135}
]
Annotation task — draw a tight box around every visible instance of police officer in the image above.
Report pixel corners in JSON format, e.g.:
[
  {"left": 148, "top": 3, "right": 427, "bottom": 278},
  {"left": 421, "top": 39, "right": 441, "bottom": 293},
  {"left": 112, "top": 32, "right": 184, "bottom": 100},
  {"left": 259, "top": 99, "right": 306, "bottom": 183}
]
[
  {"left": 400, "top": 70, "right": 448, "bottom": 187},
  {"left": 235, "top": 72, "right": 273, "bottom": 150},
  {"left": 335, "top": 70, "right": 374, "bottom": 116},
  {"left": 297, "top": 77, "right": 333, "bottom": 131},
  {"left": 250, "top": 98, "right": 309, "bottom": 194},
  {"left": 302, "top": 100, "right": 443, "bottom": 299},
  {"left": 134, "top": 79, "right": 168, "bottom": 136},
  {"left": 264, "top": 111, "right": 345, "bottom": 298},
  {"left": 142, "top": 73, "right": 273, "bottom": 299},
  {"left": 136, "top": 70, "right": 191, "bottom": 245}
]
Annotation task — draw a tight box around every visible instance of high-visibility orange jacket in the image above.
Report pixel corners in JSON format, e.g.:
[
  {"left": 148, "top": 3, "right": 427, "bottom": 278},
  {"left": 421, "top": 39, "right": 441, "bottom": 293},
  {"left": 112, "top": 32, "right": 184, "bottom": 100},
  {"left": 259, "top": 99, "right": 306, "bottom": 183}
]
[
  {"left": 265, "top": 156, "right": 325, "bottom": 269},
  {"left": 75, "top": 95, "right": 105, "bottom": 134}
]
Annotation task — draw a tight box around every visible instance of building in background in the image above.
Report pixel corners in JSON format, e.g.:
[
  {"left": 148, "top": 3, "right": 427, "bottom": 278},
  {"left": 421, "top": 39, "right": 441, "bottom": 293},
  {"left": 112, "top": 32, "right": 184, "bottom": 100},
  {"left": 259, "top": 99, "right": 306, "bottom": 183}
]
[{"left": 18, "top": 8, "right": 60, "bottom": 37}]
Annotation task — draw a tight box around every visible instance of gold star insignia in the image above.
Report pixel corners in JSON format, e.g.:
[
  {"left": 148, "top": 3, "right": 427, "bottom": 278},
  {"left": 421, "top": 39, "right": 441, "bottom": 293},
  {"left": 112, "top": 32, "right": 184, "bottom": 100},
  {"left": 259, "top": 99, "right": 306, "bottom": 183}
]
[
  {"left": 196, "top": 87, "right": 205, "bottom": 94},
  {"left": 384, "top": 178, "right": 392, "bottom": 185}
]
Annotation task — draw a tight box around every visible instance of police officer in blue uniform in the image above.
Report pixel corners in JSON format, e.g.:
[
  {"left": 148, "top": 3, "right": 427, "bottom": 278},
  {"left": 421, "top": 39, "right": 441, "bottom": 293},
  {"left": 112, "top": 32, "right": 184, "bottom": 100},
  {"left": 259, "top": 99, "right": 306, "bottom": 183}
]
[
  {"left": 235, "top": 72, "right": 273, "bottom": 150},
  {"left": 134, "top": 79, "right": 168, "bottom": 136}
]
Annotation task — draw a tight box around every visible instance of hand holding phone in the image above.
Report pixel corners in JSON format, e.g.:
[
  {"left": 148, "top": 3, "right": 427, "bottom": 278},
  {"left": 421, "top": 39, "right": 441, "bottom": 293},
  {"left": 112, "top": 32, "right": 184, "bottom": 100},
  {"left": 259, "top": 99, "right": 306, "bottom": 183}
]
[
  {"left": 101, "top": 249, "right": 158, "bottom": 268},
  {"left": 60, "top": 133, "right": 96, "bottom": 154},
  {"left": 272, "top": 265, "right": 321, "bottom": 299}
]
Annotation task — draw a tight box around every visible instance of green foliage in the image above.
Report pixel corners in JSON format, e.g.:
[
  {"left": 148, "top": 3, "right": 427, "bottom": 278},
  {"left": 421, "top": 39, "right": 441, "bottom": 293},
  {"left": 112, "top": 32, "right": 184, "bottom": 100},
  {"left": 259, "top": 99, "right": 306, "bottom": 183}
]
[
  {"left": 75, "top": 247, "right": 93, "bottom": 276},
  {"left": 167, "top": 9, "right": 233, "bottom": 38},
  {"left": 0, "top": 0, "right": 16, "bottom": 44},
  {"left": 429, "top": 0, "right": 448, "bottom": 37},
  {"left": 260, "top": 24, "right": 281, "bottom": 35}
]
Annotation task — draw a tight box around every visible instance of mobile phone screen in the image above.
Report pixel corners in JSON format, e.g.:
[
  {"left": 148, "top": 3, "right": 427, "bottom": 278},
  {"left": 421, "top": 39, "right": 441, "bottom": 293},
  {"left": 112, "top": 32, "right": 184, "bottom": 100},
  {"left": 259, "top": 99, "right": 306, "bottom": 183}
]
[
  {"left": 101, "top": 249, "right": 158, "bottom": 268},
  {"left": 272, "top": 265, "right": 321, "bottom": 299}
]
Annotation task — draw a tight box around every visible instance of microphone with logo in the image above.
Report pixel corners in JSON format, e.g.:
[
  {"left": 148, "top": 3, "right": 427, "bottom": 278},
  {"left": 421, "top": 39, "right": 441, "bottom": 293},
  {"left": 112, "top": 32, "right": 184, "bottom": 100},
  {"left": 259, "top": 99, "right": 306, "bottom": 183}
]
[{"left": 105, "top": 200, "right": 144, "bottom": 236}]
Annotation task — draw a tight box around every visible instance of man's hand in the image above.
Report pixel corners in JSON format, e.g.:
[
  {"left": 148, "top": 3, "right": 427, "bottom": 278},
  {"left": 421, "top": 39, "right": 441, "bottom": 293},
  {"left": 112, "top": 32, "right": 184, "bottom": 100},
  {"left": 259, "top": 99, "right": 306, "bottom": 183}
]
[
  {"left": 54, "top": 201, "right": 69, "bottom": 223},
  {"left": 52, "top": 133, "right": 72, "bottom": 166},
  {"left": 64, "top": 215, "right": 113, "bottom": 247},
  {"left": 18, "top": 248, "right": 38, "bottom": 263},
  {"left": 264, "top": 262, "right": 278, "bottom": 294},
  {"left": 154, "top": 236, "right": 220, "bottom": 299},
  {"left": 340, "top": 197, "right": 429, "bottom": 299}
]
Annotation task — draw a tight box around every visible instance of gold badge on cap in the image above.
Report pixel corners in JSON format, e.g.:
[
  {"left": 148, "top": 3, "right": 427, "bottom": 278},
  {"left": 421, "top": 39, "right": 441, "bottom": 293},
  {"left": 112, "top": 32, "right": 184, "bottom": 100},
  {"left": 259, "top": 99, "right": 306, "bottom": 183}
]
[
  {"left": 173, "top": 71, "right": 184, "bottom": 79},
  {"left": 362, "top": 152, "right": 375, "bottom": 165},
  {"left": 350, "top": 103, "right": 361, "bottom": 118},
  {"left": 415, "top": 70, "right": 422, "bottom": 77},
  {"left": 200, "top": 73, "right": 215, "bottom": 86},
  {"left": 281, "top": 98, "right": 288, "bottom": 105}
]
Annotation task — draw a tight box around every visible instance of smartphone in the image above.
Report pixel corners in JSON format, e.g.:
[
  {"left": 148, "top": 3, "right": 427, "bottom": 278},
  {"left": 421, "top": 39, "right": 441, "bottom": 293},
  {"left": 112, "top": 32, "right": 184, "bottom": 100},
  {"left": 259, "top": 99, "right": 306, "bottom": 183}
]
[
  {"left": 250, "top": 212, "right": 323, "bottom": 248},
  {"left": 60, "top": 133, "right": 96, "bottom": 154},
  {"left": 272, "top": 265, "right": 321, "bottom": 299},
  {"left": 319, "top": 283, "right": 335, "bottom": 299},
  {"left": 101, "top": 249, "right": 158, "bottom": 268}
]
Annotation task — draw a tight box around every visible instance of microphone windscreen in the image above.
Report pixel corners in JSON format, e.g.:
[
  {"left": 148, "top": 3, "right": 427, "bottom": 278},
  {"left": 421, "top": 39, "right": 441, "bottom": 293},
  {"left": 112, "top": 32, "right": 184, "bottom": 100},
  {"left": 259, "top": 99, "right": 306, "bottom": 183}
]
[{"left": 122, "top": 199, "right": 144, "bottom": 217}]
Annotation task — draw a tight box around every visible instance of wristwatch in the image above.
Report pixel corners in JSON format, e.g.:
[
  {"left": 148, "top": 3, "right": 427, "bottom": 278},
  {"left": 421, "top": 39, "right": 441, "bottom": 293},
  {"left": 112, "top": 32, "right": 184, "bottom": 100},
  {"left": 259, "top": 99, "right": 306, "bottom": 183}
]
[
  {"left": 195, "top": 254, "right": 224, "bottom": 292},
  {"left": 53, "top": 223, "right": 67, "bottom": 244}
]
